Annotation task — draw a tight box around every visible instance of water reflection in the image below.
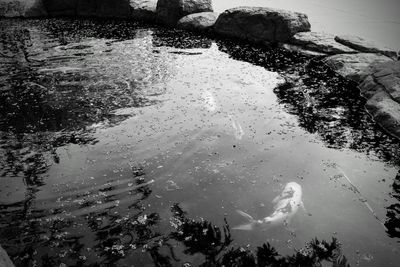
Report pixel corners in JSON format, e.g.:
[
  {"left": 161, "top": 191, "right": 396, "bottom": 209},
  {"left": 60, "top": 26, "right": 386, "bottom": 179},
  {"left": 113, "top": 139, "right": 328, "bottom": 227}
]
[
  {"left": 385, "top": 171, "right": 400, "bottom": 238},
  {"left": 1, "top": 17, "right": 400, "bottom": 266},
  {"left": 215, "top": 39, "right": 400, "bottom": 247},
  {"left": 1, "top": 160, "right": 352, "bottom": 266},
  {"left": 0, "top": 19, "right": 174, "bottom": 266},
  {"left": 0, "top": 166, "right": 158, "bottom": 266},
  {"left": 164, "top": 204, "right": 350, "bottom": 266},
  {"left": 0, "top": 18, "right": 170, "bottom": 183},
  {"left": 215, "top": 39, "right": 400, "bottom": 165}
]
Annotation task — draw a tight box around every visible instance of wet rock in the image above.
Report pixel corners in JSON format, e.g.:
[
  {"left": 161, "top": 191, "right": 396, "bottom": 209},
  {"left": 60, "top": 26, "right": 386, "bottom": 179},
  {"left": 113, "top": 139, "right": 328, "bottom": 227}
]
[
  {"left": 335, "top": 34, "right": 397, "bottom": 59},
  {"left": 43, "top": 0, "right": 78, "bottom": 16},
  {"left": 290, "top": 31, "right": 356, "bottom": 54},
  {"left": 281, "top": 43, "right": 327, "bottom": 57},
  {"left": 364, "top": 61, "right": 400, "bottom": 102},
  {"left": 322, "top": 53, "right": 392, "bottom": 83},
  {"left": 0, "top": 245, "right": 14, "bottom": 267},
  {"left": 358, "top": 61, "right": 400, "bottom": 140},
  {"left": 156, "top": 0, "right": 213, "bottom": 27},
  {"left": 76, "top": 0, "right": 97, "bottom": 17},
  {"left": 214, "top": 6, "right": 310, "bottom": 44},
  {"left": 44, "top": 0, "right": 132, "bottom": 18},
  {"left": 177, "top": 12, "right": 219, "bottom": 32},
  {"left": 130, "top": 0, "right": 157, "bottom": 22},
  {"left": 0, "top": 0, "right": 47, "bottom": 17},
  {"left": 365, "top": 91, "right": 400, "bottom": 140},
  {"left": 91, "top": 0, "right": 131, "bottom": 18}
]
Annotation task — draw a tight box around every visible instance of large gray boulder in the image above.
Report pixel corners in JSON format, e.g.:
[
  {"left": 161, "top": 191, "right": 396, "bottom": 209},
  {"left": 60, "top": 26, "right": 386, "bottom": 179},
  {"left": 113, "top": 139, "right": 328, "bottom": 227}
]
[
  {"left": 0, "top": 0, "right": 47, "bottom": 17},
  {"left": 335, "top": 34, "right": 397, "bottom": 59},
  {"left": 214, "top": 6, "right": 310, "bottom": 44},
  {"left": 130, "top": 0, "right": 157, "bottom": 22},
  {"left": 156, "top": 0, "right": 213, "bottom": 27},
  {"left": 322, "top": 53, "right": 392, "bottom": 83},
  {"left": 177, "top": 12, "right": 219, "bottom": 32},
  {"left": 290, "top": 31, "right": 356, "bottom": 54}
]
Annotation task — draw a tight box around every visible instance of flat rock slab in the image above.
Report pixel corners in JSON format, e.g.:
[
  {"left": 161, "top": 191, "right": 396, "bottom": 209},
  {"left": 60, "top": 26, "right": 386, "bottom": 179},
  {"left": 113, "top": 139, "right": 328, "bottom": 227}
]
[
  {"left": 360, "top": 60, "right": 400, "bottom": 102},
  {"left": 214, "top": 6, "right": 310, "bottom": 44},
  {"left": 322, "top": 53, "right": 392, "bottom": 83},
  {"left": 335, "top": 34, "right": 397, "bottom": 59},
  {"left": 366, "top": 91, "right": 400, "bottom": 140},
  {"left": 177, "top": 12, "right": 219, "bottom": 31},
  {"left": 156, "top": 0, "right": 213, "bottom": 27},
  {"left": 0, "top": 0, "right": 47, "bottom": 17},
  {"left": 357, "top": 60, "right": 400, "bottom": 140},
  {"left": 130, "top": 0, "right": 157, "bottom": 22},
  {"left": 290, "top": 31, "right": 356, "bottom": 54},
  {"left": 282, "top": 43, "right": 327, "bottom": 57}
]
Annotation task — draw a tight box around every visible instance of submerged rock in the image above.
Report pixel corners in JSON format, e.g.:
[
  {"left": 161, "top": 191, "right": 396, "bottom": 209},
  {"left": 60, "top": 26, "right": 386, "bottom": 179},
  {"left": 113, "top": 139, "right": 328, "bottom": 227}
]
[
  {"left": 130, "top": 0, "right": 157, "bottom": 22},
  {"left": 290, "top": 31, "right": 356, "bottom": 54},
  {"left": 214, "top": 6, "right": 310, "bottom": 44},
  {"left": 0, "top": 0, "right": 47, "bottom": 17},
  {"left": 335, "top": 34, "right": 397, "bottom": 59},
  {"left": 322, "top": 53, "right": 392, "bottom": 83},
  {"left": 177, "top": 12, "right": 219, "bottom": 32},
  {"left": 156, "top": 0, "right": 213, "bottom": 27}
]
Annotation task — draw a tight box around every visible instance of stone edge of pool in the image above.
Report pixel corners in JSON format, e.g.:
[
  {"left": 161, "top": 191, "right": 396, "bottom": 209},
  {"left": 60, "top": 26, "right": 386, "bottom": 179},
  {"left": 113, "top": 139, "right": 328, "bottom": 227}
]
[{"left": 0, "top": 0, "right": 400, "bottom": 142}]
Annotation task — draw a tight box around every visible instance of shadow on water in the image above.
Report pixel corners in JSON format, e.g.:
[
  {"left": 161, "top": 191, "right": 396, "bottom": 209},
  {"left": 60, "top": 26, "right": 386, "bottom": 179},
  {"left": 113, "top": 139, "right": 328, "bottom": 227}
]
[
  {"left": 385, "top": 170, "right": 400, "bottom": 239},
  {"left": 0, "top": 162, "right": 351, "bottom": 266},
  {"left": 0, "top": 166, "right": 160, "bottom": 266},
  {"left": 215, "top": 39, "right": 400, "bottom": 165},
  {"left": 165, "top": 204, "right": 350, "bottom": 267},
  {"left": 215, "top": 39, "right": 400, "bottom": 242}
]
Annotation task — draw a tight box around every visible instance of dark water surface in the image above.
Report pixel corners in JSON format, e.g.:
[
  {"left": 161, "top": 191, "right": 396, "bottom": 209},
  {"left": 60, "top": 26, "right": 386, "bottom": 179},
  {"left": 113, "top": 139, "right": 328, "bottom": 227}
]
[{"left": 0, "top": 18, "right": 399, "bottom": 266}]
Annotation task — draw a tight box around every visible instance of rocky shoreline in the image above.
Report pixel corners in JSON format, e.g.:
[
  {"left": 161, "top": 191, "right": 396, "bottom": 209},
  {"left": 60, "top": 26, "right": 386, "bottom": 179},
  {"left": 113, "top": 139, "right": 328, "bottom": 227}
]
[{"left": 1, "top": 0, "right": 399, "bottom": 140}]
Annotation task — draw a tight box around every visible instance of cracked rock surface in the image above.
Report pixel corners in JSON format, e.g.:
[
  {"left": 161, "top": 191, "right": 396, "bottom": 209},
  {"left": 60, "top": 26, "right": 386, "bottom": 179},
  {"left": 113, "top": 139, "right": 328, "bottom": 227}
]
[
  {"left": 360, "top": 61, "right": 400, "bottom": 139},
  {"left": 322, "top": 53, "right": 392, "bottom": 83},
  {"left": 290, "top": 31, "right": 356, "bottom": 54}
]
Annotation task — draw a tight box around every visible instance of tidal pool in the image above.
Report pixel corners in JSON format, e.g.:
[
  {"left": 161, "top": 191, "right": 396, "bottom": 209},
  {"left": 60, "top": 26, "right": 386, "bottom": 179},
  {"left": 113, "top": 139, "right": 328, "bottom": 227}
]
[{"left": 0, "top": 18, "right": 399, "bottom": 266}]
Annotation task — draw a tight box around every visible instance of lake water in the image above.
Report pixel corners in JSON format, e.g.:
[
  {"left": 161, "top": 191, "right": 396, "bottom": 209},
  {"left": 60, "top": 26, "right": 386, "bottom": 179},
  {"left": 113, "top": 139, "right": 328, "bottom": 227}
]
[
  {"left": 0, "top": 18, "right": 400, "bottom": 266},
  {"left": 213, "top": 0, "right": 400, "bottom": 50}
]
